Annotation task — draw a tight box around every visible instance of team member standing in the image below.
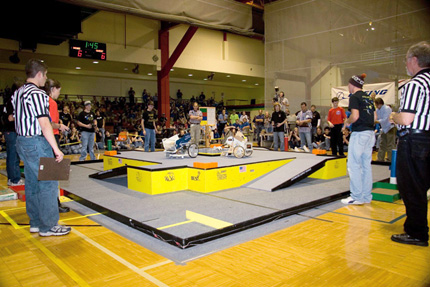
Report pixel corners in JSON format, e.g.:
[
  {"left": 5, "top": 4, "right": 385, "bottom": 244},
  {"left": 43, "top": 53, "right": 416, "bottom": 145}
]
[
  {"left": 342, "top": 73, "right": 376, "bottom": 205},
  {"left": 45, "top": 78, "right": 70, "bottom": 213},
  {"left": 271, "top": 103, "right": 287, "bottom": 151},
  {"left": 327, "top": 97, "right": 347, "bottom": 156},
  {"left": 390, "top": 41, "right": 430, "bottom": 247},
  {"left": 77, "top": 101, "right": 97, "bottom": 161},
  {"left": 3, "top": 89, "right": 24, "bottom": 186},
  {"left": 296, "top": 102, "right": 313, "bottom": 152},
  {"left": 12, "top": 59, "right": 70, "bottom": 236},
  {"left": 374, "top": 97, "right": 396, "bottom": 162},
  {"left": 141, "top": 101, "right": 158, "bottom": 152},
  {"left": 189, "top": 102, "right": 203, "bottom": 146}
]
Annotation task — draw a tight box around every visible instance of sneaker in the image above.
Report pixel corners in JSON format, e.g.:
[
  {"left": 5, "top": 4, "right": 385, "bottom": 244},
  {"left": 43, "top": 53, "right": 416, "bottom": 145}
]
[
  {"left": 294, "top": 147, "right": 303, "bottom": 152},
  {"left": 59, "top": 205, "right": 70, "bottom": 213},
  {"left": 7, "top": 179, "right": 25, "bottom": 186},
  {"left": 39, "top": 225, "right": 71, "bottom": 237},
  {"left": 303, "top": 146, "right": 310, "bottom": 153},
  {"left": 341, "top": 196, "right": 364, "bottom": 205},
  {"left": 29, "top": 227, "right": 39, "bottom": 233}
]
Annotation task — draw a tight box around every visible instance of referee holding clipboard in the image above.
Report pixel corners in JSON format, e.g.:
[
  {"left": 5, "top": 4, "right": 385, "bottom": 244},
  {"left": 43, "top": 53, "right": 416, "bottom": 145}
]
[{"left": 12, "top": 59, "right": 71, "bottom": 237}]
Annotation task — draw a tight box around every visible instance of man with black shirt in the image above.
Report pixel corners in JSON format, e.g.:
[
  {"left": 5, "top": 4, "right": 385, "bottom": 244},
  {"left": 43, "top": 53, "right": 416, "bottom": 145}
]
[
  {"left": 271, "top": 103, "right": 287, "bottom": 151},
  {"left": 141, "top": 101, "right": 158, "bottom": 152},
  {"left": 342, "top": 73, "right": 376, "bottom": 205},
  {"left": 310, "top": 105, "right": 321, "bottom": 139},
  {"left": 77, "top": 101, "right": 97, "bottom": 161},
  {"left": 95, "top": 109, "right": 105, "bottom": 144},
  {"left": 390, "top": 41, "right": 430, "bottom": 247}
]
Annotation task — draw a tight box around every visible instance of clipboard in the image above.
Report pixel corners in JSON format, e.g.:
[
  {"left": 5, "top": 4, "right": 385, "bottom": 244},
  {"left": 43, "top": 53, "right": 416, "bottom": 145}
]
[{"left": 38, "top": 157, "right": 71, "bottom": 181}]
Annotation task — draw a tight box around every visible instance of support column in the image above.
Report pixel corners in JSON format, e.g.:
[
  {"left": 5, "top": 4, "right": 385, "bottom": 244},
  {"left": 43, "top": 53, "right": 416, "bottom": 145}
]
[{"left": 157, "top": 23, "right": 198, "bottom": 128}]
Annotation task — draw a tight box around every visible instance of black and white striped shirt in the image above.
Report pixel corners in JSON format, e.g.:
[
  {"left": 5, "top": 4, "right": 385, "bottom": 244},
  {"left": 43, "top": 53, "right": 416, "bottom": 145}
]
[
  {"left": 11, "top": 82, "right": 50, "bottom": 136},
  {"left": 398, "top": 68, "right": 430, "bottom": 131}
]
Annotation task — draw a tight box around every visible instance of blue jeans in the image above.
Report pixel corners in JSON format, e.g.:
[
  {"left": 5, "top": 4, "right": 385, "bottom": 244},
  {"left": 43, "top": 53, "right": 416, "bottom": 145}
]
[
  {"left": 4, "top": 131, "right": 21, "bottom": 183},
  {"left": 273, "top": 131, "right": 284, "bottom": 151},
  {"left": 16, "top": 136, "right": 59, "bottom": 232},
  {"left": 144, "top": 128, "right": 156, "bottom": 152},
  {"left": 80, "top": 131, "right": 96, "bottom": 161},
  {"left": 347, "top": 130, "right": 375, "bottom": 203},
  {"left": 299, "top": 131, "right": 313, "bottom": 151}
]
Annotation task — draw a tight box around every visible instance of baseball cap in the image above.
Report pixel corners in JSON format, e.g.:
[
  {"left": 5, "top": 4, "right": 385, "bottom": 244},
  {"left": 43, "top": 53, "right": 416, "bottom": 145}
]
[{"left": 84, "top": 101, "right": 91, "bottom": 106}]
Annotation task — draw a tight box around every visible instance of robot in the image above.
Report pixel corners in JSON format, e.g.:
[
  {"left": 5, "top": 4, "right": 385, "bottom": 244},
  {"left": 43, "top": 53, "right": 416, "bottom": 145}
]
[
  {"left": 221, "top": 130, "right": 253, "bottom": 158},
  {"left": 162, "top": 132, "right": 199, "bottom": 158}
]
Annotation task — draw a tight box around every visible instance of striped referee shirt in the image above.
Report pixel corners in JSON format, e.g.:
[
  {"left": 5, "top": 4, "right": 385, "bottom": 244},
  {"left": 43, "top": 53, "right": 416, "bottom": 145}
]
[
  {"left": 11, "top": 82, "right": 50, "bottom": 136},
  {"left": 398, "top": 68, "right": 430, "bottom": 131}
]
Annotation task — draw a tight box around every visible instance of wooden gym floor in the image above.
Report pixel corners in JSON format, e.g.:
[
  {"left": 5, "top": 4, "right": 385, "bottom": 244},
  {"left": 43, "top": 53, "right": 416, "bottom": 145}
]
[{"left": 0, "top": 152, "right": 429, "bottom": 287}]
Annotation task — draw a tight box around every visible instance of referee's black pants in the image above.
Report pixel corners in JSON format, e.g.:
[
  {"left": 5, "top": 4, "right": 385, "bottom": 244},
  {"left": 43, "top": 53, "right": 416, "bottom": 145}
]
[
  {"left": 396, "top": 132, "right": 430, "bottom": 242},
  {"left": 330, "top": 124, "right": 344, "bottom": 156}
]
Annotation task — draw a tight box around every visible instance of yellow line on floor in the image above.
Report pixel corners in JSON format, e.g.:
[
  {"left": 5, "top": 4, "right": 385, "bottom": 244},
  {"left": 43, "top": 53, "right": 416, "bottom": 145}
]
[
  {"left": 61, "top": 212, "right": 101, "bottom": 222},
  {"left": 70, "top": 228, "right": 170, "bottom": 287},
  {"left": 0, "top": 211, "right": 91, "bottom": 287},
  {"left": 157, "top": 220, "right": 194, "bottom": 230},
  {"left": 186, "top": 210, "right": 233, "bottom": 229},
  {"left": 0, "top": 206, "right": 26, "bottom": 212},
  {"left": 140, "top": 260, "right": 173, "bottom": 271}
]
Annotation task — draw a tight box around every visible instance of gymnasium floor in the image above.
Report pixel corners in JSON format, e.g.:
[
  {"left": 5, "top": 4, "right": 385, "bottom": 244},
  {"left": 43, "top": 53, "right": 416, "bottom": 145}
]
[{"left": 0, "top": 151, "right": 429, "bottom": 287}]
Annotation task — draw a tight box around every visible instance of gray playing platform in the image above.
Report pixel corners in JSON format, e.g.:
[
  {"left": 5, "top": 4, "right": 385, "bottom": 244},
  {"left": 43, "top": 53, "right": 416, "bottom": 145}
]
[{"left": 60, "top": 150, "right": 390, "bottom": 249}]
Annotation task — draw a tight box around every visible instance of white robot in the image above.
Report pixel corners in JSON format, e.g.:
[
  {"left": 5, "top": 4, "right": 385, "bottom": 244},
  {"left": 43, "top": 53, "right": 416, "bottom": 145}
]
[{"left": 221, "top": 130, "right": 253, "bottom": 158}]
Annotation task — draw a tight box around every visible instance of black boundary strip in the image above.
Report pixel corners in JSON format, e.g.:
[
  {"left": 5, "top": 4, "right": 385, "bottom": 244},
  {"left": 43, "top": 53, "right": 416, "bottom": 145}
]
[
  {"left": 64, "top": 191, "right": 186, "bottom": 247},
  {"left": 88, "top": 166, "right": 128, "bottom": 179},
  {"left": 71, "top": 159, "right": 103, "bottom": 165},
  {"left": 63, "top": 188, "right": 349, "bottom": 249},
  {"left": 182, "top": 190, "right": 350, "bottom": 247}
]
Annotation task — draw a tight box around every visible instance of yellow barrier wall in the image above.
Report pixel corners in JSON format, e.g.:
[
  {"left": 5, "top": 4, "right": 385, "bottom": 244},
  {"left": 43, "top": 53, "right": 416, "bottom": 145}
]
[{"left": 308, "top": 158, "right": 347, "bottom": 180}]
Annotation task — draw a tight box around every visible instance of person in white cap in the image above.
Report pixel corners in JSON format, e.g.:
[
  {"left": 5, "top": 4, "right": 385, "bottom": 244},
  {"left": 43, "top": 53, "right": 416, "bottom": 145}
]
[{"left": 77, "top": 100, "right": 97, "bottom": 161}]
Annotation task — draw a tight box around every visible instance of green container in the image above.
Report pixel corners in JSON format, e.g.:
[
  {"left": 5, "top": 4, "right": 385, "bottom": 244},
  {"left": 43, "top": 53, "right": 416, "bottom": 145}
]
[{"left": 107, "top": 139, "right": 112, "bottom": 151}]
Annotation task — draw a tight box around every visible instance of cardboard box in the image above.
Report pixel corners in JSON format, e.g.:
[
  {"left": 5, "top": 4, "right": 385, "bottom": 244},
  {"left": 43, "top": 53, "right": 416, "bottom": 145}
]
[{"left": 0, "top": 189, "right": 18, "bottom": 201}]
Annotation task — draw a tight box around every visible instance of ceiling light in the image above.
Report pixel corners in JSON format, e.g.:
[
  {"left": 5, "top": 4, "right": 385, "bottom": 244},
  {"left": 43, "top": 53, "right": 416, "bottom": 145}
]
[
  {"left": 339, "top": 33, "right": 344, "bottom": 37},
  {"left": 226, "top": 75, "right": 231, "bottom": 78},
  {"left": 371, "top": 27, "right": 375, "bottom": 31},
  {"left": 75, "top": 67, "right": 81, "bottom": 69},
  {"left": 170, "top": 68, "right": 174, "bottom": 71},
  {"left": 255, "top": 83, "right": 259, "bottom": 86},
  {"left": 124, "top": 68, "right": 128, "bottom": 71},
  {"left": 148, "top": 73, "right": 153, "bottom": 76},
  {"left": 188, "top": 74, "right": 193, "bottom": 77},
  {"left": 93, "top": 61, "right": 99, "bottom": 64},
  {"left": 204, "top": 78, "right": 207, "bottom": 81},
  {"left": 242, "top": 79, "right": 246, "bottom": 82},
  {"left": 369, "top": 22, "right": 372, "bottom": 26}
]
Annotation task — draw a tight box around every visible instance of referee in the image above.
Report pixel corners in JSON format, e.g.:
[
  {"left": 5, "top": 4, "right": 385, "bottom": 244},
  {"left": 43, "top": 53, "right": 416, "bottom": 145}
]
[
  {"left": 12, "top": 59, "right": 71, "bottom": 237},
  {"left": 390, "top": 41, "right": 430, "bottom": 247}
]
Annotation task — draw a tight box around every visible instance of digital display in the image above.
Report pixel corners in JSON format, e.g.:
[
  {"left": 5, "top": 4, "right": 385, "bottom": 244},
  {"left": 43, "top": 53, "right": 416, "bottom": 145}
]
[{"left": 69, "top": 39, "right": 106, "bottom": 60}]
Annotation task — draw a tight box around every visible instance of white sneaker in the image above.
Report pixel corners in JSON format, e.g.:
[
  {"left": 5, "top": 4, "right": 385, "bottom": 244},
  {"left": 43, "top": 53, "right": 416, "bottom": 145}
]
[
  {"left": 341, "top": 196, "right": 364, "bottom": 205},
  {"left": 7, "top": 179, "right": 24, "bottom": 186},
  {"left": 294, "top": 147, "right": 303, "bottom": 152},
  {"left": 303, "top": 146, "right": 310, "bottom": 153},
  {"left": 30, "top": 227, "right": 39, "bottom": 233},
  {"left": 39, "top": 225, "right": 71, "bottom": 237}
]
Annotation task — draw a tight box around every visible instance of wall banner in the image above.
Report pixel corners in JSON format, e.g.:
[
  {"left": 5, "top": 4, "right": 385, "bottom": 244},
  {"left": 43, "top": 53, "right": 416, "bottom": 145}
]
[{"left": 331, "top": 82, "right": 395, "bottom": 107}]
